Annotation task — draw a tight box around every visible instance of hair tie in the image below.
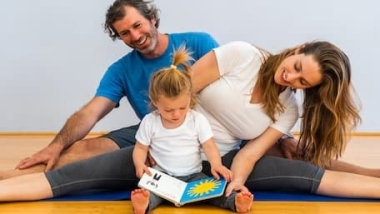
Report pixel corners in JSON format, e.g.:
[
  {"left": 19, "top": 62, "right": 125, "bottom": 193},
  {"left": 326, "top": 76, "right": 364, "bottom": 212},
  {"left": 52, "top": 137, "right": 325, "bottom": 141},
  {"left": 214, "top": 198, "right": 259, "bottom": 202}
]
[{"left": 170, "top": 64, "right": 177, "bottom": 69}]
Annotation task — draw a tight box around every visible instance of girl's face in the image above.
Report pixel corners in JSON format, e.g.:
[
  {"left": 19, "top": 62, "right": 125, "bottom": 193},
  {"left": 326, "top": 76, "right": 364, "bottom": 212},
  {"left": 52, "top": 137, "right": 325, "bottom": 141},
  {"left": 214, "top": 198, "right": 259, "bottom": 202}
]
[
  {"left": 274, "top": 53, "right": 323, "bottom": 89},
  {"left": 153, "top": 91, "right": 191, "bottom": 129}
]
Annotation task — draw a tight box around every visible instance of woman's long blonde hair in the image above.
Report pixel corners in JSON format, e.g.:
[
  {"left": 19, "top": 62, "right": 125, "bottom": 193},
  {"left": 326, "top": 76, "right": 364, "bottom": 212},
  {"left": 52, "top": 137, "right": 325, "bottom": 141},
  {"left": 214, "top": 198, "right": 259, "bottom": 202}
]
[
  {"left": 149, "top": 45, "right": 196, "bottom": 109},
  {"left": 257, "top": 41, "right": 361, "bottom": 167}
]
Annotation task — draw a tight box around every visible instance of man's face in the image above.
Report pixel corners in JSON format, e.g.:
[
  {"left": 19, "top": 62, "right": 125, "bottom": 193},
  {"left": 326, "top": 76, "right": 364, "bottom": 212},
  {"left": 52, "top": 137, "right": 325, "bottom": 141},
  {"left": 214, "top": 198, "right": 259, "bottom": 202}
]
[{"left": 112, "top": 6, "right": 158, "bottom": 55}]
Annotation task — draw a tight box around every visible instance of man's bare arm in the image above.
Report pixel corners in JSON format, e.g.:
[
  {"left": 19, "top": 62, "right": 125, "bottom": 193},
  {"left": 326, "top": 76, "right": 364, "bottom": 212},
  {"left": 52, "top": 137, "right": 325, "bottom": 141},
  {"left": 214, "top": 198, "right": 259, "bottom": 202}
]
[
  {"left": 51, "top": 96, "right": 117, "bottom": 149},
  {"left": 16, "top": 96, "right": 117, "bottom": 170}
]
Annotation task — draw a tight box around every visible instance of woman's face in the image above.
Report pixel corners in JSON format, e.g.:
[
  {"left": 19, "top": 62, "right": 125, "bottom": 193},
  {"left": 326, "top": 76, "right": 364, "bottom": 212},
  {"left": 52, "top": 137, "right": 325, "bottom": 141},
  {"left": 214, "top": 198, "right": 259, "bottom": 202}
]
[{"left": 274, "top": 53, "right": 323, "bottom": 89}]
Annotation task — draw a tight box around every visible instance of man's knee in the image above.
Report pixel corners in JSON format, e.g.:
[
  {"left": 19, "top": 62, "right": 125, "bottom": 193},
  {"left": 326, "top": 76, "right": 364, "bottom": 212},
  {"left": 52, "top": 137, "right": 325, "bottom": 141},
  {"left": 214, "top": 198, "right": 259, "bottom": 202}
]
[{"left": 65, "top": 137, "right": 119, "bottom": 155}]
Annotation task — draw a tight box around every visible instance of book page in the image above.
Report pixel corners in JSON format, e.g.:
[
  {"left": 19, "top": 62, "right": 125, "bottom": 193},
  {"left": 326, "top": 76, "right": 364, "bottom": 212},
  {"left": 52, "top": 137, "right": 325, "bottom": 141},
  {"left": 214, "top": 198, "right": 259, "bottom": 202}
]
[
  {"left": 138, "top": 168, "right": 187, "bottom": 203},
  {"left": 180, "top": 178, "right": 226, "bottom": 204}
]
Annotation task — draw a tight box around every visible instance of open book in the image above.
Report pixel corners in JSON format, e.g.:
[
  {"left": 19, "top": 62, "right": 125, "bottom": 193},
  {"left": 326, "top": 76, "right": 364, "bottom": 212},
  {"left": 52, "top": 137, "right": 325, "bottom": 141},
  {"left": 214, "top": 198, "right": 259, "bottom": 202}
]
[{"left": 138, "top": 167, "right": 227, "bottom": 207}]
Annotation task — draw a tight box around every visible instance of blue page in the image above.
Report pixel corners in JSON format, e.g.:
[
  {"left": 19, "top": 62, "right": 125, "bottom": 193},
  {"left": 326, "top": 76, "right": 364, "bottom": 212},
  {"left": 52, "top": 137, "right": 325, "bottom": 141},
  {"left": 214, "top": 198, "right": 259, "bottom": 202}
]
[{"left": 180, "top": 178, "right": 226, "bottom": 204}]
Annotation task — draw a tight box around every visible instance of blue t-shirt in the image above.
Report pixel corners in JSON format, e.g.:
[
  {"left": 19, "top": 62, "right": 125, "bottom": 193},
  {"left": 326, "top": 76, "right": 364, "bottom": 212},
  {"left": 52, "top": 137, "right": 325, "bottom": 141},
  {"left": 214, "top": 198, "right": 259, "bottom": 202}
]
[{"left": 95, "top": 32, "right": 219, "bottom": 119}]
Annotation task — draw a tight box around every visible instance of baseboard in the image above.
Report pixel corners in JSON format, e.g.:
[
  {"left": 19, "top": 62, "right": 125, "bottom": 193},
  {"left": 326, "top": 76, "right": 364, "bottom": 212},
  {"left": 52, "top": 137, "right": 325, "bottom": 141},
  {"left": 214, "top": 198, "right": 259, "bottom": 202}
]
[
  {"left": 0, "top": 132, "right": 379, "bottom": 137},
  {"left": 0, "top": 132, "right": 108, "bottom": 137},
  {"left": 291, "top": 132, "right": 380, "bottom": 137}
]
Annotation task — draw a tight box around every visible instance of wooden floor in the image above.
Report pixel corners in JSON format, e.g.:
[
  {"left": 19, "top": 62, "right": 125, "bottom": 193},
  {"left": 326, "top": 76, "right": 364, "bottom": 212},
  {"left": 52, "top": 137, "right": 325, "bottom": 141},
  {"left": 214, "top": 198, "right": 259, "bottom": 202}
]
[{"left": 1, "top": 135, "right": 380, "bottom": 213}]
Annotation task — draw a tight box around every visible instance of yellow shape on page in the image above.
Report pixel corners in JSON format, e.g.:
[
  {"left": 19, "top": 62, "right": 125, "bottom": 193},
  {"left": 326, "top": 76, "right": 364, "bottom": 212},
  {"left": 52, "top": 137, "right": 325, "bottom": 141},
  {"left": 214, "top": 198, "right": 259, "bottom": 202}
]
[{"left": 187, "top": 179, "right": 221, "bottom": 197}]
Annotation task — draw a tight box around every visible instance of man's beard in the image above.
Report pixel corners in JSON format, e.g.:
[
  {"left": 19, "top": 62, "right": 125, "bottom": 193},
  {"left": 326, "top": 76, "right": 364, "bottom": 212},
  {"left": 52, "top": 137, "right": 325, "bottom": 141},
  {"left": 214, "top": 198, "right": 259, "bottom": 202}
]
[{"left": 136, "top": 28, "right": 159, "bottom": 54}]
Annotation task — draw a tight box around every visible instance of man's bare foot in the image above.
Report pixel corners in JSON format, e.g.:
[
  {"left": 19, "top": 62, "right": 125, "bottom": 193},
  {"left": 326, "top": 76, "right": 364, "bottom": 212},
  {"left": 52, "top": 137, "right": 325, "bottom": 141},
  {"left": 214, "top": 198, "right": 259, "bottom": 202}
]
[
  {"left": 235, "top": 191, "right": 253, "bottom": 213},
  {"left": 131, "top": 189, "right": 150, "bottom": 214}
]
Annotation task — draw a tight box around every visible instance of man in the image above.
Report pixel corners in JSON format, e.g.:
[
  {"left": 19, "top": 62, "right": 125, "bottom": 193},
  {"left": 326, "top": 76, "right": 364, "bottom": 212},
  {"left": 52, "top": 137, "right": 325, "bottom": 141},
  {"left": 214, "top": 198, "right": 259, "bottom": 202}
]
[{"left": 1, "top": 0, "right": 219, "bottom": 179}]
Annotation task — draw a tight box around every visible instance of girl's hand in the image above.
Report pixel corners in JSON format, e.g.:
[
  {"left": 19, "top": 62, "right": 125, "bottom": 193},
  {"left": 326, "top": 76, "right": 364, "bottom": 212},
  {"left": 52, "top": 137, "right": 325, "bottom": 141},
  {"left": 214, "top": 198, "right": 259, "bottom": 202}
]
[
  {"left": 225, "top": 181, "right": 249, "bottom": 197},
  {"left": 145, "top": 152, "right": 156, "bottom": 167},
  {"left": 135, "top": 164, "right": 151, "bottom": 178},
  {"left": 211, "top": 165, "right": 233, "bottom": 182}
]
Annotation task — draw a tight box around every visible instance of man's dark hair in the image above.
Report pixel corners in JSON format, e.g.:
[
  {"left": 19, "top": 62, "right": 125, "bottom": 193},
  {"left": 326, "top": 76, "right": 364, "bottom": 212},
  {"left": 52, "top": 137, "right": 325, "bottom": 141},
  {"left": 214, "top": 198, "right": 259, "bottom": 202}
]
[{"left": 104, "top": 0, "right": 160, "bottom": 41}]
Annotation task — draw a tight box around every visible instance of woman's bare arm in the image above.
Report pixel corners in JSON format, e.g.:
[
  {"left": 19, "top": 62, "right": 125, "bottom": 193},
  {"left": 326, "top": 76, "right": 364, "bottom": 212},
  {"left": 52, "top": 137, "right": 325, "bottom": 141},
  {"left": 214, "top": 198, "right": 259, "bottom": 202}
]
[
  {"left": 191, "top": 50, "right": 221, "bottom": 94},
  {"left": 225, "top": 127, "right": 283, "bottom": 195}
]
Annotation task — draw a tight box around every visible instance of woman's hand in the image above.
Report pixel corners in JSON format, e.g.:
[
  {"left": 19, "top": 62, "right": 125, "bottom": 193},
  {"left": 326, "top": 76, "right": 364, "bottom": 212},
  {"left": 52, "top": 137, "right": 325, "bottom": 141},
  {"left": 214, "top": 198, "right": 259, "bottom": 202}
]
[
  {"left": 279, "top": 137, "right": 299, "bottom": 159},
  {"left": 225, "top": 181, "right": 249, "bottom": 197},
  {"left": 265, "top": 135, "right": 301, "bottom": 160}
]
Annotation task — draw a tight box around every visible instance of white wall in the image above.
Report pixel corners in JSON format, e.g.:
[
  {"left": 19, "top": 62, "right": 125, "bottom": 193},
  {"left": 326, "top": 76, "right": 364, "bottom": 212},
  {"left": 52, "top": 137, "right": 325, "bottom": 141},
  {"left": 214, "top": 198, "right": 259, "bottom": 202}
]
[{"left": 1, "top": 0, "right": 379, "bottom": 132}]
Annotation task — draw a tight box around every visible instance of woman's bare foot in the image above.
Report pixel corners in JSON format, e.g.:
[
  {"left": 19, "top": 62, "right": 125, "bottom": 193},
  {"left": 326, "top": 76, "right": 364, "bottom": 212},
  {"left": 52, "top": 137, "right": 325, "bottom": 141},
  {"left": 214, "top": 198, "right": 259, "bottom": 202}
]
[
  {"left": 235, "top": 191, "right": 254, "bottom": 213},
  {"left": 131, "top": 189, "right": 150, "bottom": 214}
]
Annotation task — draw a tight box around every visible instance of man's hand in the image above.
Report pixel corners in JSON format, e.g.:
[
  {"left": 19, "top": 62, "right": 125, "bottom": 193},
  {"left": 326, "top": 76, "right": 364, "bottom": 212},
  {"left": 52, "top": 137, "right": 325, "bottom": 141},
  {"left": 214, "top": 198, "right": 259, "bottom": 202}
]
[{"left": 16, "top": 143, "right": 63, "bottom": 171}]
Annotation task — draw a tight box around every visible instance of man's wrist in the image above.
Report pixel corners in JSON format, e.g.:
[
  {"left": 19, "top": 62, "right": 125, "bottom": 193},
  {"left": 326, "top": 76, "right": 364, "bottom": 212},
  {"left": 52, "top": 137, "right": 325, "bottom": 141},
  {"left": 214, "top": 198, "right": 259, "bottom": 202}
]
[{"left": 50, "top": 137, "right": 66, "bottom": 150}]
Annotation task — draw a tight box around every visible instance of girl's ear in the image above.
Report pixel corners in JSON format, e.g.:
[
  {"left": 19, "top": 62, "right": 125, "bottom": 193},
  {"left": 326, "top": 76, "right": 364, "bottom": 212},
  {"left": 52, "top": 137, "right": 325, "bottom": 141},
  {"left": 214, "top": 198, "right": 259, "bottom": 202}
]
[
  {"left": 150, "top": 97, "right": 158, "bottom": 108},
  {"left": 151, "top": 100, "right": 160, "bottom": 114}
]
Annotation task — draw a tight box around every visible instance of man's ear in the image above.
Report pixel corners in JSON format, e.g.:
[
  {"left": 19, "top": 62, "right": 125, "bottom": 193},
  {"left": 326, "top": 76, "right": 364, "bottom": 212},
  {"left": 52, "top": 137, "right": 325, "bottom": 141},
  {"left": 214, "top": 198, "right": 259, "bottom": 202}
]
[{"left": 150, "top": 16, "right": 157, "bottom": 26}]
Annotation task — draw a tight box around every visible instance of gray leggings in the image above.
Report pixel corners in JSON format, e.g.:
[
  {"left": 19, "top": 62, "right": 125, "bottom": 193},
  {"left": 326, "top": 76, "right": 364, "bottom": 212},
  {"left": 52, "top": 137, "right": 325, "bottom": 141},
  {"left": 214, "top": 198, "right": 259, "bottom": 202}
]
[
  {"left": 145, "top": 173, "right": 238, "bottom": 212},
  {"left": 45, "top": 146, "right": 324, "bottom": 198}
]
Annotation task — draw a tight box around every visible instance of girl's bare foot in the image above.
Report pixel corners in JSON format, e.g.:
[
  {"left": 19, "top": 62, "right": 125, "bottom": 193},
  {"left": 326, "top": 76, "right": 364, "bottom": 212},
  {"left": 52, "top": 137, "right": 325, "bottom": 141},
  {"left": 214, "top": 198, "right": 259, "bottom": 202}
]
[
  {"left": 131, "top": 189, "right": 150, "bottom": 214},
  {"left": 235, "top": 191, "right": 254, "bottom": 213}
]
